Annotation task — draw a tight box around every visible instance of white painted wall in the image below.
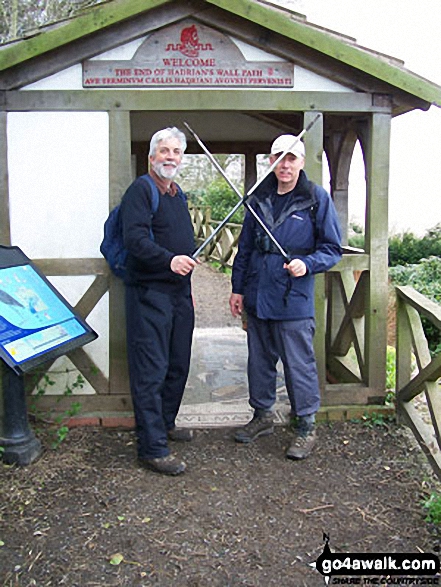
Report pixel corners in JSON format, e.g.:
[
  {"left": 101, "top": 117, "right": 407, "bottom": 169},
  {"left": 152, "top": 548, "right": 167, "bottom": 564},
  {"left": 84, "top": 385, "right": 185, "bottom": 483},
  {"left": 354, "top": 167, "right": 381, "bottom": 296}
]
[
  {"left": 7, "top": 111, "right": 109, "bottom": 258},
  {"left": 7, "top": 112, "right": 110, "bottom": 386}
]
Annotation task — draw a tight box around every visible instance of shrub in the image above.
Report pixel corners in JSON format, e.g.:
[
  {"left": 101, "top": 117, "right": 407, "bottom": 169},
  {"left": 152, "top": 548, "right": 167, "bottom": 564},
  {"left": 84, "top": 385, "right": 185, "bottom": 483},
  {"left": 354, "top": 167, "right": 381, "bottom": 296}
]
[
  {"left": 389, "top": 256, "right": 441, "bottom": 303},
  {"left": 385, "top": 345, "right": 396, "bottom": 393},
  {"left": 197, "top": 178, "right": 244, "bottom": 224},
  {"left": 348, "top": 222, "right": 365, "bottom": 249},
  {"left": 389, "top": 223, "right": 441, "bottom": 267},
  {"left": 389, "top": 256, "right": 441, "bottom": 354},
  {"left": 424, "top": 492, "right": 441, "bottom": 526},
  {"left": 347, "top": 222, "right": 441, "bottom": 265}
]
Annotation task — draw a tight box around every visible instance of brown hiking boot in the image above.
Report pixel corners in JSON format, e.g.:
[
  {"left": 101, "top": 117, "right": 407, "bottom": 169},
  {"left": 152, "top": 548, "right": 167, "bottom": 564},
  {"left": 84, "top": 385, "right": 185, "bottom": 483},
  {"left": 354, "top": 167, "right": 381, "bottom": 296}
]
[
  {"left": 139, "top": 454, "right": 186, "bottom": 476},
  {"left": 286, "top": 429, "right": 317, "bottom": 460},
  {"left": 234, "top": 413, "right": 274, "bottom": 443},
  {"left": 167, "top": 427, "right": 194, "bottom": 442}
]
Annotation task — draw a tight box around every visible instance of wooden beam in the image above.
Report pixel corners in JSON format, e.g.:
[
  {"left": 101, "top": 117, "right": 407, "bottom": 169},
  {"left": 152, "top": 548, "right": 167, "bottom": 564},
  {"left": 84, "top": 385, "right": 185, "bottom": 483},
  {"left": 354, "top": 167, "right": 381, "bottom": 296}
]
[
  {"left": 322, "top": 383, "right": 381, "bottom": 405},
  {"left": 68, "top": 348, "right": 109, "bottom": 396},
  {"left": 396, "top": 293, "right": 414, "bottom": 393},
  {"left": 330, "top": 253, "right": 370, "bottom": 272},
  {"left": 424, "top": 380, "right": 441, "bottom": 451},
  {"left": 3, "top": 90, "right": 389, "bottom": 113},
  {"left": 399, "top": 401, "right": 441, "bottom": 481},
  {"left": 403, "top": 304, "right": 431, "bottom": 371},
  {"left": 185, "top": 141, "right": 270, "bottom": 155},
  {"left": 27, "top": 383, "right": 382, "bottom": 414},
  {"left": 27, "top": 393, "right": 134, "bottom": 414},
  {"left": 327, "top": 356, "right": 361, "bottom": 384},
  {"left": 330, "top": 271, "right": 367, "bottom": 377},
  {"left": 74, "top": 275, "right": 109, "bottom": 319},
  {"left": 397, "top": 353, "right": 441, "bottom": 403},
  {"left": 33, "top": 258, "right": 108, "bottom": 276},
  {"left": 396, "top": 285, "right": 441, "bottom": 330}
]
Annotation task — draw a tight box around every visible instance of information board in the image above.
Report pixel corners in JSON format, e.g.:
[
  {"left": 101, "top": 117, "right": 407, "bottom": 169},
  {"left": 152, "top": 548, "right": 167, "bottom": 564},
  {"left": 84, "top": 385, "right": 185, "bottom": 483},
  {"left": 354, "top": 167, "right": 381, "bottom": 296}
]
[{"left": 0, "top": 246, "right": 97, "bottom": 374}]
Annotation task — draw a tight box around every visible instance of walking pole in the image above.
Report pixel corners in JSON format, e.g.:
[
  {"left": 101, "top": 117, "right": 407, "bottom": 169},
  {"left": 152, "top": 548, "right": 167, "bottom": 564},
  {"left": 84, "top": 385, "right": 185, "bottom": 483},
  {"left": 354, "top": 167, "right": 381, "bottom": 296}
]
[
  {"left": 185, "top": 114, "right": 321, "bottom": 260},
  {"left": 184, "top": 123, "right": 290, "bottom": 261}
]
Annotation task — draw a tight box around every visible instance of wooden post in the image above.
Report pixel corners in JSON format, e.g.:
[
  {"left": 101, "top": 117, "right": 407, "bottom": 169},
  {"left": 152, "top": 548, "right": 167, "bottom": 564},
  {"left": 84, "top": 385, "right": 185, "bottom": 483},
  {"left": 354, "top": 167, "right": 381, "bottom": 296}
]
[
  {"left": 0, "top": 112, "right": 11, "bottom": 246},
  {"left": 364, "top": 111, "right": 391, "bottom": 394},
  {"left": 108, "top": 111, "right": 132, "bottom": 394},
  {"left": 244, "top": 151, "right": 257, "bottom": 193},
  {"left": 303, "top": 112, "right": 327, "bottom": 390}
]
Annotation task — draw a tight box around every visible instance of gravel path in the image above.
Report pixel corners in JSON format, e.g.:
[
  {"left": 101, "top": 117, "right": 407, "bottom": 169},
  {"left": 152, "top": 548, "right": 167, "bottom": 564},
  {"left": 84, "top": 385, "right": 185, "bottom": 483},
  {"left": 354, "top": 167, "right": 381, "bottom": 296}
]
[{"left": 192, "top": 262, "right": 238, "bottom": 329}]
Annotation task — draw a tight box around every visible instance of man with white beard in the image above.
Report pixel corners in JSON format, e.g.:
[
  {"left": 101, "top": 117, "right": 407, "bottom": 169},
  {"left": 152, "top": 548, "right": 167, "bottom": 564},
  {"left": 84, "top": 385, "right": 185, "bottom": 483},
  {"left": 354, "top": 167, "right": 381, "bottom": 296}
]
[{"left": 120, "top": 127, "right": 197, "bottom": 476}]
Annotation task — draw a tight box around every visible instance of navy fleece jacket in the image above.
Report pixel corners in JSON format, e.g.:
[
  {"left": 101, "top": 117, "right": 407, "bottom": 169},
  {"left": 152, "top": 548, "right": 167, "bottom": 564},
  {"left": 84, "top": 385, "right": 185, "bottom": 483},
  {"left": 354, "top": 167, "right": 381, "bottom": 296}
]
[{"left": 120, "top": 176, "right": 195, "bottom": 293}]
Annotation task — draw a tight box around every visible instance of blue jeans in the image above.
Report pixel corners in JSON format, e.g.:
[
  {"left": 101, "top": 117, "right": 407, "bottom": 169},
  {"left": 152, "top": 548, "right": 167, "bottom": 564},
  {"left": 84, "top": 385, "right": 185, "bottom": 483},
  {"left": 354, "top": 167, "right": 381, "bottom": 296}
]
[
  {"left": 246, "top": 314, "right": 320, "bottom": 418},
  {"left": 125, "top": 285, "right": 194, "bottom": 459}
]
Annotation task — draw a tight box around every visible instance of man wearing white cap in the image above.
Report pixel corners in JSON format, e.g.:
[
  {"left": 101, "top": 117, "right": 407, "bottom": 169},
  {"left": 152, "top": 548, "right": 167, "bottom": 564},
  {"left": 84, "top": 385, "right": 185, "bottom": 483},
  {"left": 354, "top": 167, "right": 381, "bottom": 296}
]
[{"left": 229, "top": 133, "right": 342, "bottom": 460}]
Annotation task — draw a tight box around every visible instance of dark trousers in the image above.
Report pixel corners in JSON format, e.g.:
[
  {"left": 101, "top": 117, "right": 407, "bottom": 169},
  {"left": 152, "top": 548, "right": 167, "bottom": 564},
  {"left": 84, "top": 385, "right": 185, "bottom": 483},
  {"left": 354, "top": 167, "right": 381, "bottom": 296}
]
[
  {"left": 125, "top": 285, "right": 194, "bottom": 459},
  {"left": 247, "top": 313, "right": 320, "bottom": 417}
]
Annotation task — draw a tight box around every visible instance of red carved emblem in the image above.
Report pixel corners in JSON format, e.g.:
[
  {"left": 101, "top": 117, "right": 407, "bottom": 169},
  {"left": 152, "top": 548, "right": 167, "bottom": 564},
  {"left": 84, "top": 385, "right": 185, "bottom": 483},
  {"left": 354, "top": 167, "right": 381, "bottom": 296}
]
[{"left": 179, "top": 25, "right": 199, "bottom": 57}]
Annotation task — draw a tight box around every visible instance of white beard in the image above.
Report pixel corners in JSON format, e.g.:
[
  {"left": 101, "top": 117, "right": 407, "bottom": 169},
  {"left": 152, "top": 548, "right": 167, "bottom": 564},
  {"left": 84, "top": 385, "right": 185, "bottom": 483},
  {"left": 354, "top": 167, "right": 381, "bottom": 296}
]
[{"left": 152, "top": 161, "right": 180, "bottom": 180}]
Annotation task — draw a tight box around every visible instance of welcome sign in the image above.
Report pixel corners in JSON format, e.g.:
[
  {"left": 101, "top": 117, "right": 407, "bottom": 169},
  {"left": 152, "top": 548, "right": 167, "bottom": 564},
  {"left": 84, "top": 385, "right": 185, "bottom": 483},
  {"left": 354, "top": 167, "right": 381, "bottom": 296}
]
[{"left": 83, "top": 20, "right": 293, "bottom": 88}]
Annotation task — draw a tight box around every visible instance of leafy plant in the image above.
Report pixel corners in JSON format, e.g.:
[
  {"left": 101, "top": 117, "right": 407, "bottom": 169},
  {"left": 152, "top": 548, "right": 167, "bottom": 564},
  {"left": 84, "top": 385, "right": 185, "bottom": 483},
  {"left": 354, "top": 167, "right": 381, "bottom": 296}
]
[
  {"left": 347, "top": 222, "right": 441, "bottom": 265},
  {"left": 360, "top": 411, "right": 395, "bottom": 428},
  {"left": 209, "top": 260, "right": 232, "bottom": 275},
  {"left": 389, "top": 256, "right": 441, "bottom": 354},
  {"left": 389, "top": 224, "right": 441, "bottom": 267},
  {"left": 196, "top": 178, "right": 244, "bottom": 224},
  {"left": 29, "top": 369, "right": 85, "bottom": 449},
  {"left": 423, "top": 492, "right": 441, "bottom": 526},
  {"left": 348, "top": 221, "right": 365, "bottom": 249},
  {"left": 385, "top": 345, "right": 396, "bottom": 392}
]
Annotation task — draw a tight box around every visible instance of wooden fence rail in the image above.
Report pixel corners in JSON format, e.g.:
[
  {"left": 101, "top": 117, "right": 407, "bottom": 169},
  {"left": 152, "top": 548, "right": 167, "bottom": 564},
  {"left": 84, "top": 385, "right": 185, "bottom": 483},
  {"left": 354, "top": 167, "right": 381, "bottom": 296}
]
[
  {"left": 189, "top": 204, "right": 242, "bottom": 267},
  {"left": 395, "top": 285, "right": 441, "bottom": 480}
]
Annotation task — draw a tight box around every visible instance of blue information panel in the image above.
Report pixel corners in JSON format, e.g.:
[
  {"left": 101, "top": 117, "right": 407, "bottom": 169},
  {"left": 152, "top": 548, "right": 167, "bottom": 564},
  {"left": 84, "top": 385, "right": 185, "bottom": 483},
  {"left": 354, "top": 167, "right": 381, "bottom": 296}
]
[{"left": 0, "top": 246, "right": 97, "bottom": 374}]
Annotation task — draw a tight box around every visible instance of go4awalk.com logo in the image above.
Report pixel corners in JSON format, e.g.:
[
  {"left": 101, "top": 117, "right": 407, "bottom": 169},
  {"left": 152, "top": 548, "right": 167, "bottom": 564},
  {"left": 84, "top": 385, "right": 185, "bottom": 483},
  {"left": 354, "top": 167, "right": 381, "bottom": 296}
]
[{"left": 311, "top": 534, "right": 440, "bottom": 585}]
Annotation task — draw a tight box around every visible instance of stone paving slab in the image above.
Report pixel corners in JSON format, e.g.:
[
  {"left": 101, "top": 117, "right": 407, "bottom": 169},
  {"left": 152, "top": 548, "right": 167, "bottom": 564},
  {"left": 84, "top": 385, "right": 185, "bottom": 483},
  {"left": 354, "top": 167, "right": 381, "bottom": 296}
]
[
  {"left": 177, "top": 401, "right": 291, "bottom": 428},
  {"left": 184, "top": 327, "right": 287, "bottom": 405},
  {"left": 180, "top": 326, "right": 290, "bottom": 427}
]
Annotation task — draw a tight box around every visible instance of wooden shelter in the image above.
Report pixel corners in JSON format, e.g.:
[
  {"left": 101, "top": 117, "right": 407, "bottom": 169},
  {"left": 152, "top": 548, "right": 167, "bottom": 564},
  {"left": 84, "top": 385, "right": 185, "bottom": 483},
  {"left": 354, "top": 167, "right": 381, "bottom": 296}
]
[{"left": 1, "top": 0, "right": 440, "bottom": 415}]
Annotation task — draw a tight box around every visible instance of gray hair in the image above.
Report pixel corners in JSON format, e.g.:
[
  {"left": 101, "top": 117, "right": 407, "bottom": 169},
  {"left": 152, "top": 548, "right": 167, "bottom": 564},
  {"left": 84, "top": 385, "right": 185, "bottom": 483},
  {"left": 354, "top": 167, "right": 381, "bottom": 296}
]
[{"left": 149, "top": 127, "right": 187, "bottom": 158}]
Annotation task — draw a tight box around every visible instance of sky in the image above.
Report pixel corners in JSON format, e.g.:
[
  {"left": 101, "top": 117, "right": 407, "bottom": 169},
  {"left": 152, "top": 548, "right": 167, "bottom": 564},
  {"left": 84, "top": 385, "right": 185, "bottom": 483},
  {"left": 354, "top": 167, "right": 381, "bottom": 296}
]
[{"left": 277, "top": 0, "right": 441, "bottom": 235}]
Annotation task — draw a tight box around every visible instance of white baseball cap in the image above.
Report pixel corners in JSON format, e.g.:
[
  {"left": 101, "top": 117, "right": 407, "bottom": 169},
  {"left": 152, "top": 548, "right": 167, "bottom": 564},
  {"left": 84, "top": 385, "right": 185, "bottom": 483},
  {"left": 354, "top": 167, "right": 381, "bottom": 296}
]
[{"left": 270, "top": 134, "right": 305, "bottom": 159}]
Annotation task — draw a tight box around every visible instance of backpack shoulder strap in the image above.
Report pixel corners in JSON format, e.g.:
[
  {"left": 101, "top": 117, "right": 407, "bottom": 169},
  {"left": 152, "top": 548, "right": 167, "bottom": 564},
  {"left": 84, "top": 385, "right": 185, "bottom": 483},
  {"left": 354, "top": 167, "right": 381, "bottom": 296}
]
[
  {"left": 139, "top": 173, "right": 160, "bottom": 214},
  {"left": 175, "top": 182, "right": 186, "bottom": 203},
  {"left": 309, "top": 182, "right": 320, "bottom": 242}
]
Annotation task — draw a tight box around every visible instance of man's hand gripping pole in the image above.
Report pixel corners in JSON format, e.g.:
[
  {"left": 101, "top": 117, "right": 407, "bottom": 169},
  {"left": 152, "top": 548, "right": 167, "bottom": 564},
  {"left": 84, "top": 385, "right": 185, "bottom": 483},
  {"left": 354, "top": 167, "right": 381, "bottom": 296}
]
[{"left": 185, "top": 113, "right": 321, "bottom": 261}]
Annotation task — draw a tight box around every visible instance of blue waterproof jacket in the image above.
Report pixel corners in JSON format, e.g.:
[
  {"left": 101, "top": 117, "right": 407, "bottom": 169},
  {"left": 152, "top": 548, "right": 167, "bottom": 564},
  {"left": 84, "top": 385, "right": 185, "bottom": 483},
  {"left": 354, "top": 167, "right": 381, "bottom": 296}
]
[{"left": 232, "top": 170, "right": 342, "bottom": 320}]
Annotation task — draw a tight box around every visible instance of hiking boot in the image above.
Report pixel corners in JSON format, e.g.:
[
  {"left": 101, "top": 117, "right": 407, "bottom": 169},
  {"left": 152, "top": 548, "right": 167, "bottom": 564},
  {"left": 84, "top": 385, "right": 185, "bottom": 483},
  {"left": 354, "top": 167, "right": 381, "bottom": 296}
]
[
  {"left": 234, "top": 413, "right": 274, "bottom": 443},
  {"left": 139, "top": 454, "right": 186, "bottom": 476},
  {"left": 286, "top": 428, "right": 317, "bottom": 460},
  {"left": 167, "top": 427, "right": 194, "bottom": 442}
]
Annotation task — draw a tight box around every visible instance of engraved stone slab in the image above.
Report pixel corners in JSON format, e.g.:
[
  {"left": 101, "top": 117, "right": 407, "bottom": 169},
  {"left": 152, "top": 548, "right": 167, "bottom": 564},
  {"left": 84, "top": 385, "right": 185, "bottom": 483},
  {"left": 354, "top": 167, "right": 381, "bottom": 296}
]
[{"left": 83, "top": 20, "right": 293, "bottom": 88}]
